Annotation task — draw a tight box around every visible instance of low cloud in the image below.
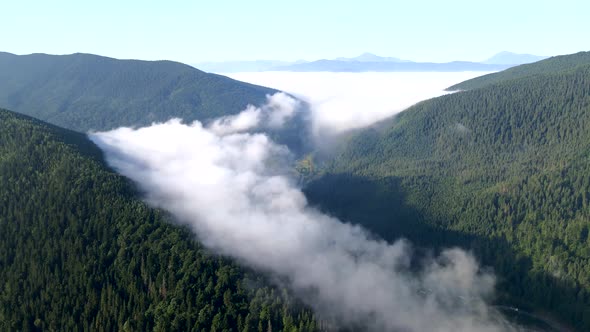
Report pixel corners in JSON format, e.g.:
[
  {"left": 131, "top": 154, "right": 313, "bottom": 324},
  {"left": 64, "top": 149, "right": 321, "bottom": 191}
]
[
  {"left": 90, "top": 97, "right": 523, "bottom": 331},
  {"left": 226, "top": 71, "right": 489, "bottom": 138},
  {"left": 208, "top": 92, "right": 299, "bottom": 135}
]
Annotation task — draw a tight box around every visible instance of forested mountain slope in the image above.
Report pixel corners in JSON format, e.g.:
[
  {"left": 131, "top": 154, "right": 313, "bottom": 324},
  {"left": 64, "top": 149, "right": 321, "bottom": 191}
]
[
  {"left": 447, "top": 51, "right": 590, "bottom": 91},
  {"left": 0, "top": 109, "right": 319, "bottom": 331},
  {"left": 306, "top": 63, "right": 590, "bottom": 330},
  {"left": 0, "top": 52, "right": 274, "bottom": 131}
]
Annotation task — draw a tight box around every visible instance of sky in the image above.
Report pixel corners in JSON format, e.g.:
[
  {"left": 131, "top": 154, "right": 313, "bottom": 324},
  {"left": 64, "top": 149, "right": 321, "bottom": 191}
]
[{"left": 2, "top": 0, "right": 589, "bottom": 64}]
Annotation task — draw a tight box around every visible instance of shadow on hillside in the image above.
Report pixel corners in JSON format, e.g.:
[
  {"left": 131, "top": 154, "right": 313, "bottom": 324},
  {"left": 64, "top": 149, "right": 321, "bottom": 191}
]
[{"left": 303, "top": 173, "right": 586, "bottom": 332}]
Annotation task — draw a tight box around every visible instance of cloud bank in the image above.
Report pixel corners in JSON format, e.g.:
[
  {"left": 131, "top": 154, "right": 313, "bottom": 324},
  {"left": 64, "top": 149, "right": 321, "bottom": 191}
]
[
  {"left": 90, "top": 94, "right": 523, "bottom": 331},
  {"left": 226, "top": 71, "right": 490, "bottom": 137}
]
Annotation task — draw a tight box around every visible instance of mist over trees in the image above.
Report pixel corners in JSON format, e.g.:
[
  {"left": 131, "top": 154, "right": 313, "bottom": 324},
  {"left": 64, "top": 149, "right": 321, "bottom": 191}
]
[
  {"left": 0, "top": 109, "right": 319, "bottom": 331},
  {"left": 306, "top": 60, "right": 590, "bottom": 330}
]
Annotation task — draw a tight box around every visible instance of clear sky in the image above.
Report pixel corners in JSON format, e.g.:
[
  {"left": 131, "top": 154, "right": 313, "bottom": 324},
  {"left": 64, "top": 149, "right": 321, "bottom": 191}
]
[{"left": 2, "top": 0, "right": 589, "bottom": 63}]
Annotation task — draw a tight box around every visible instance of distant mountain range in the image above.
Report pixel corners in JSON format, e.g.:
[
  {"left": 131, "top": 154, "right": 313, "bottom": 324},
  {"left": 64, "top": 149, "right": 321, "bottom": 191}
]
[
  {"left": 268, "top": 59, "right": 511, "bottom": 72},
  {"left": 194, "top": 51, "right": 548, "bottom": 73}
]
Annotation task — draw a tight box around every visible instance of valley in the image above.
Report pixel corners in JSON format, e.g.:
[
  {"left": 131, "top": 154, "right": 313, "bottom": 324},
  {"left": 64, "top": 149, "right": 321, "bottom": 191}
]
[{"left": 0, "top": 46, "right": 588, "bottom": 332}]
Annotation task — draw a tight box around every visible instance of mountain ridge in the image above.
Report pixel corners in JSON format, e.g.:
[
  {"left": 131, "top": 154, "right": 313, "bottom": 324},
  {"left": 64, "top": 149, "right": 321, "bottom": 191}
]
[
  {"left": 0, "top": 51, "right": 312, "bottom": 153},
  {"left": 448, "top": 51, "right": 590, "bottom": 91},
  {"left": 483, "top": 51, "right": 548, "bottom": 65},
  {"left": 0, "top": 52, "right": 276, "bottom": 132}
]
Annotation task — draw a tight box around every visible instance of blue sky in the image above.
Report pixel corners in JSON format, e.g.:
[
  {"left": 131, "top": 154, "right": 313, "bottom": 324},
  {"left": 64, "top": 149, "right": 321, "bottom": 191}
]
[{"left": 2, "top": 0, "right": 589, "bottom": 63}]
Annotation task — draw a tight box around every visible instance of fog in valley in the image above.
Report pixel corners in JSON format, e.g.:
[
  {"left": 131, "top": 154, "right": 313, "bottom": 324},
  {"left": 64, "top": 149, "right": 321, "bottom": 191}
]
[
  {"left": 90, "top": 71, "right": 535, "bottom": 331},
  {"left": 226, "top": 71, "right": 489, "bottom": 137}
]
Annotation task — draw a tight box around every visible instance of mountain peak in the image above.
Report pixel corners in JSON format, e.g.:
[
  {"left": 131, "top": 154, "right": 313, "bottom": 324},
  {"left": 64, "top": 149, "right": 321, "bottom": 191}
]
[
  {"left": 483, "top": 51, "right": 548, "bottom": 65},
  {"left": 335, "top": 53, "right": 406, "bottom": 63}
]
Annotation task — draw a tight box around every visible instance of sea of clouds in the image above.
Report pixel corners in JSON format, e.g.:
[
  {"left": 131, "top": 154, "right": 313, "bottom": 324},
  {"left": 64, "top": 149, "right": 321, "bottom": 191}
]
[{"left": 226, "top": 71, "right": 488, "bottom": 137}]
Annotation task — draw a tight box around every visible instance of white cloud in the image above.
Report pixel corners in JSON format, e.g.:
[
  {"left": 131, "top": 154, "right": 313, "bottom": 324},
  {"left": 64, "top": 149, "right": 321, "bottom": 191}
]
[
  {"left": 264, "top": 91, "right": 300, "bottom": 128},
  {"left": 208, "top": 92, "right": 300, "bottom": 135},
  {"left": 208, "top": 104, "right": 262, "bottom": 135},
  {"left": 225, "top": 71, "right": 490, "bottom": 137}
]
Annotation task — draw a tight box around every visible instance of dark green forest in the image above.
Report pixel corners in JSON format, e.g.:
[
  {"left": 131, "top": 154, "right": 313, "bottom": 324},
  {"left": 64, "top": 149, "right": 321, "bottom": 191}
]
[
  {"left": 0, "top": 109, "right": 319, "bottom": 332},
  {"left": 306, "top": 61, "right": 590, "bottom": 330}
]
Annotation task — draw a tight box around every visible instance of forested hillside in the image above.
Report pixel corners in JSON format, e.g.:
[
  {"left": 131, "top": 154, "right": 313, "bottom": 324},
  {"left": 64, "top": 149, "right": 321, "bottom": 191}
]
[
  {"left": 0, "top": 109, "right": 319, "bottom": 331},
  {"left": 306, "top": 63, "right": 590, "bottom": 330},
  {"left": 447, "top": 51, "right": 590, "bottom": 91},
  {"left": 0, "top": 52, "right": 275, "bottom": 131},
  {"left": 0, "top": 52, "right": 310, "bottom": 153}
]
